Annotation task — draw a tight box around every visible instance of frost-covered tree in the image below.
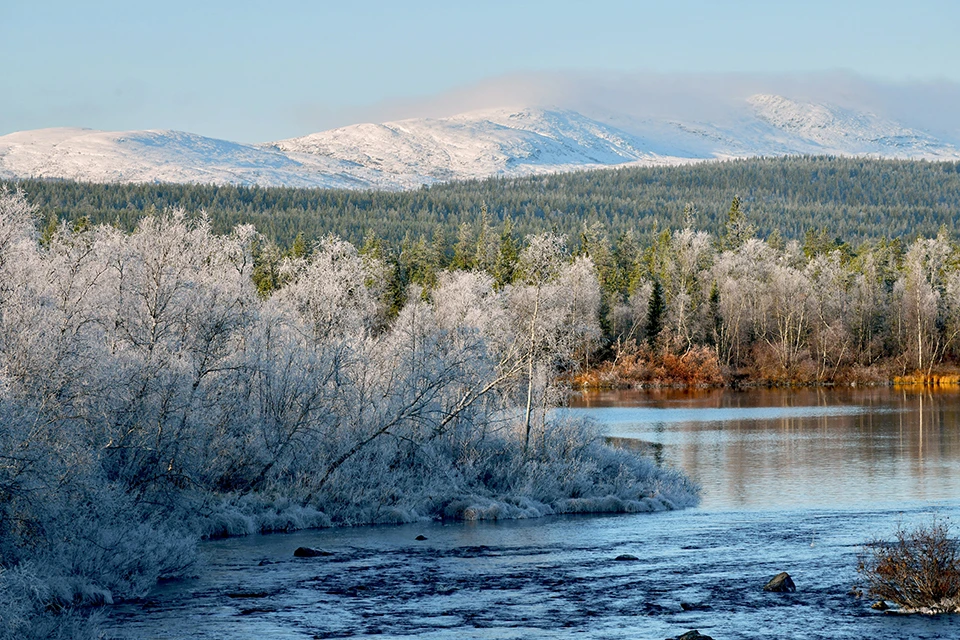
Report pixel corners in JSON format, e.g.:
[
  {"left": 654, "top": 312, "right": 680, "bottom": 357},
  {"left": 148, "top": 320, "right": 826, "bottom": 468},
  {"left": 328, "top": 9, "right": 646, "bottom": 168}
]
[
  {"left": 662, "top": 228, "right": 713, "bottom": 351},
  {"left": 896, "top": 235, "right": 952, "bottom": 373}
]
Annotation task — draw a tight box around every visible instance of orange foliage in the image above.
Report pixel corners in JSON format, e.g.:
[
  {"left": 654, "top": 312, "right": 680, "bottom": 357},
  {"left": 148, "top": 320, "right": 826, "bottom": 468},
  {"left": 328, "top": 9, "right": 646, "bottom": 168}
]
[
  {"left": 894, "top": 373, "right": 960, "bottom": 387},
  {"left": 575, "top": 344, "right": 724, "bottom": 388}
]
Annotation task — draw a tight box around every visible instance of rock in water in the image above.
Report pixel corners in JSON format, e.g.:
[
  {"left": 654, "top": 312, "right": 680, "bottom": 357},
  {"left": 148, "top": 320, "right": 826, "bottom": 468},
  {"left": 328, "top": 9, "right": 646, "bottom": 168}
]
[
  {"left": 871, "top": 600, "right": 889, "bottom": 611},
  {"left": 670, "top": 631, "right": 714, "bottom": 640},
  {"left": 415, "top": 535, "right": 428, "bottom": 541},
  {"left": 293, "top": 546, "right": 332, "bottom": 558},
  {"left": 614, "top": 554, "right": 640, "bottom": 561},
  {"left": 763, "top": 572, "right": 796, "bottom": 592}
]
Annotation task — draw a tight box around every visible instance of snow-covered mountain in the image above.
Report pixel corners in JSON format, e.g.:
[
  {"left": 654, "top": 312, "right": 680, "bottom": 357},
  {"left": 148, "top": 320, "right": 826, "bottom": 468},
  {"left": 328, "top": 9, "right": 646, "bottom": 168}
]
[
  {"left": 745, "top": 94, "right": 956, "bottom": 158},
  {"left": 2, "top": 95, "right": 959, "bottom": 191},
  {"left": 0, "top": 128, "right": 396, "bottom": 189},
  {"left": 270, "top": 107, "right": 681, "bottom": 183}
]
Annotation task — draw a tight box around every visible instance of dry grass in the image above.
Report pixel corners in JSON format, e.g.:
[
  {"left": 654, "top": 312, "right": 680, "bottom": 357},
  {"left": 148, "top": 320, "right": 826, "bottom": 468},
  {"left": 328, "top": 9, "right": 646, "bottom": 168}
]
[
  {"left": 858, "top": 518, "right": 960, "bottom": 613},
  {"left": 575, "top": 345, "right": 724, "bottom": 388},
  {"left": 894, "top": 373, "right": 960, "bottom": 387}
]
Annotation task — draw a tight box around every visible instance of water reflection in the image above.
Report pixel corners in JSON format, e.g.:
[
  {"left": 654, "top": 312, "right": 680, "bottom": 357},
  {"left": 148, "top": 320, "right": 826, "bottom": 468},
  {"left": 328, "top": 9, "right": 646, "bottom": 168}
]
[{"left": 567, "top": 387, "right": 960, "bottom": 510}]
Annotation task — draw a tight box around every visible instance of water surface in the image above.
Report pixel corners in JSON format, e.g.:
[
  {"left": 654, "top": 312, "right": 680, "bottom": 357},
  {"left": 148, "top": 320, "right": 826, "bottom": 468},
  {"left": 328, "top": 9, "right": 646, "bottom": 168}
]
[
  {"left": 104, "top": 387, "right": 960, "bottom": 639},
  {"left": 567, "top": 387, "right": 960, "bottom": 510}
]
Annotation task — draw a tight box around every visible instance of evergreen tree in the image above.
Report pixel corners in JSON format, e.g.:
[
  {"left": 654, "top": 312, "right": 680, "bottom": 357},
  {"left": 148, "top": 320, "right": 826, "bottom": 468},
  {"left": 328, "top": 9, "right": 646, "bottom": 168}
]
[
  {"left": 452, "top": 222, "right": 474, "bottom": 270},
  {"left": 493, "top": 218, "right": 519, "bottom": 289},
  {"left": 721, "top": 195, "right": 755, "bottom": 251},
  {"left": 289, "top": 232, "right": 308, "bottom": 259},
  {"left": 646, "top": 279, "right": 665, "bottom": 348}
]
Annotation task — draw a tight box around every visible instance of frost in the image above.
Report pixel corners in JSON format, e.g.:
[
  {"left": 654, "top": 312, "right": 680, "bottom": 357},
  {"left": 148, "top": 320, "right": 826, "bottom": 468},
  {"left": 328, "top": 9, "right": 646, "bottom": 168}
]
[{"left": 0, "top": 193, "right": 697, "bottom": 634}]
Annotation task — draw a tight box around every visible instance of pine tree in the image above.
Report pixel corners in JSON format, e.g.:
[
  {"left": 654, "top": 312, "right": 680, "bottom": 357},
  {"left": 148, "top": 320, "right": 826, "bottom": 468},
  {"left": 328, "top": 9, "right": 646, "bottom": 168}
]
[
  {"left": 646, "top": 279, "right": 665, "bottom": 348},
  {"left": 289, "top": 232, "right": 308, "bottom": 259},
  {"left": 493, "top": 218, "right": 519, "bottom": 288},
  {"left": 452, "top": 222, "right": 474, "bottom": 270},
  {"left": 722, "top": 195, "right": 755, "bottom": 251}
]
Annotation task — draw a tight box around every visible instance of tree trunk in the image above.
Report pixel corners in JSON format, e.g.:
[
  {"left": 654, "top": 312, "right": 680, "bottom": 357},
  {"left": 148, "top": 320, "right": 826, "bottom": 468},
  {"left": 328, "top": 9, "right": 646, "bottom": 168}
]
[{"left": 522, "top": 287, "right": 540, "bottom": 455}]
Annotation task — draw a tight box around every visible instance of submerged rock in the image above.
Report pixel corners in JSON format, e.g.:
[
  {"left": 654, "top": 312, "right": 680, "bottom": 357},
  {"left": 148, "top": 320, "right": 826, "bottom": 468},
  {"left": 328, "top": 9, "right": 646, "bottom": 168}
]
[
  {"left": 293, "top": 546, "right": 332, "bottom": 558},
  {"left": 614, "top": 554, "right": 640, "bottom": 561},
  {"left": 763, "top": 572, "right": 796, "bottom": 592},
  {"left": 669, "top": 631, "right": 714, "bottom": 640},
  {"left": 226, "top": 591, "right": 270, "bottom": 599},
  {"left": 415, "top": 535, "right": 428, "bottom": 541}
]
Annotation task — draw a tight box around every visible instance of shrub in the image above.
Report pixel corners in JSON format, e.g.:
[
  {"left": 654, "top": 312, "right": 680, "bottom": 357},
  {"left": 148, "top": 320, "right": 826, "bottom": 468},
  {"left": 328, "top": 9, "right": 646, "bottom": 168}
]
[
  {"left": 858, "top": 518, "right": 960, "bottom": 613},
  {"left": 576, "top": 344, "right": 724, "bottom": 388}
]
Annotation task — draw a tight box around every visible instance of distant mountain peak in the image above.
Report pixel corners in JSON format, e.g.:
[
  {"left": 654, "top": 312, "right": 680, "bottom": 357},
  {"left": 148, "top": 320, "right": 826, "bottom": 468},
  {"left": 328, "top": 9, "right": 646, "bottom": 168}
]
[
  {"left": 2, "top": 94, "right": 959, "bottom": 190},
  {"left": 746, "top": 94, "right": 952, "bottom": 158},
  {"left": 270, "top": 107, "right": 671, "bottom": 184}
]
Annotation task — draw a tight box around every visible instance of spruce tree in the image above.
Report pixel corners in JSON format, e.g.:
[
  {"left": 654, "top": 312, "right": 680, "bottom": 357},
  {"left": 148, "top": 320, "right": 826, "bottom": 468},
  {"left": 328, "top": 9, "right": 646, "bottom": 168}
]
[{"left": 646, "top": 279, "right": 665, "bottom": 348}]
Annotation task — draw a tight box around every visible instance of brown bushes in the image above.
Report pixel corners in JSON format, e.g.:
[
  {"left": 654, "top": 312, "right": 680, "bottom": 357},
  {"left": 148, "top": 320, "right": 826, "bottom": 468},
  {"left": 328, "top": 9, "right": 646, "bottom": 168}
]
[
  {"left": 894, "top": 373, "right": 960, "bottom": 387},
  {"left": 576, "top": 344, "right": 724, "bottom": 388},
  {"left": 858, "top": 518, "right": 960, "bottom": 613}
]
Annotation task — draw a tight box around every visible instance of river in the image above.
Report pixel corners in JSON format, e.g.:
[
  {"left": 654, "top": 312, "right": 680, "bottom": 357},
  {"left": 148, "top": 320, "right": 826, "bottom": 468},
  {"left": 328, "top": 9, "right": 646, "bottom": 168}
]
[{"left": 104, "top": 387, "right": 960, "bottom": 639}]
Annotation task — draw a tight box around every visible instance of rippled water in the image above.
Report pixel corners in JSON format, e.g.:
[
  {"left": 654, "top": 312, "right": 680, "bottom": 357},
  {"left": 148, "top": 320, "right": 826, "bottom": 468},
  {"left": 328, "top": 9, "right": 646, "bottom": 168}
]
[{"left": 104, "top": 387, "right": 960, "bottom": 640}]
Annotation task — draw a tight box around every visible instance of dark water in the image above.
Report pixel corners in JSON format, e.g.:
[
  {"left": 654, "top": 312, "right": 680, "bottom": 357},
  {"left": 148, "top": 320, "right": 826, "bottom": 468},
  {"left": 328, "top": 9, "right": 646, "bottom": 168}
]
[{"left": 104, "top": 387, "right": 960, "bottom": 639}]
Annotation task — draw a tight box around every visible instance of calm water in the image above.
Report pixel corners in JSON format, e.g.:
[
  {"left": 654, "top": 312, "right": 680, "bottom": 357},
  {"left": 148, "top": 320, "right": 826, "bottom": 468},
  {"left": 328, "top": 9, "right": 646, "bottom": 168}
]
[
  {"left": 104, "top": 387, "right": 960, "bottom": 640},
  {"left": 566, "top": 387, "right": 960, "bottom": 510}
]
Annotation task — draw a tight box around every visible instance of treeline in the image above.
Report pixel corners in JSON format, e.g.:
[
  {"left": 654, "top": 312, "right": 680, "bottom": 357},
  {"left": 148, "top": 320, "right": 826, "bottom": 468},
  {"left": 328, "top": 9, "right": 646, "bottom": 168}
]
[
  {"left": 578, "top": 199, "right": 960, "bottom": 384},
  {"left": 7, "top": 155, "right": 960, "bottom": 248},
  {"left": 246, "top": 194, "right": 960, "bottom": 385},
  {"left": 0, "top": 191, "right": 695, "bottom": 639}
]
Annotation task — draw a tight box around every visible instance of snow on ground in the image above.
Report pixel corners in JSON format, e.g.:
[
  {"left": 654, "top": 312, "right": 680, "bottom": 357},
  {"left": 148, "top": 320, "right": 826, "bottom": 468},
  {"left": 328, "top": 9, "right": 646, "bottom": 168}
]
[{"left": 2, "top": 95, "right": 959, "bottom": 191}]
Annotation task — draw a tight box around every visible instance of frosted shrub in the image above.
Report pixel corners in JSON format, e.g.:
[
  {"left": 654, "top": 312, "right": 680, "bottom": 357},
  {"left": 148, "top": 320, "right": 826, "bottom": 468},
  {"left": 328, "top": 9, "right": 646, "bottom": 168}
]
[
  {"left": 0, "top": 194, "right": 699, "bottom": 633},
  {"left": 0, "top": 565, "right": 103, "bottom": 640}
]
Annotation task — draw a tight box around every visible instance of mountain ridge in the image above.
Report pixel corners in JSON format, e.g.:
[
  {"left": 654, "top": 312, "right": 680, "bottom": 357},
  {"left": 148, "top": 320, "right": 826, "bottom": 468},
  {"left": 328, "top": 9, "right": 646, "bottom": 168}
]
[{"left": 2, "top": 95, "right": 958, "bottom": 190}]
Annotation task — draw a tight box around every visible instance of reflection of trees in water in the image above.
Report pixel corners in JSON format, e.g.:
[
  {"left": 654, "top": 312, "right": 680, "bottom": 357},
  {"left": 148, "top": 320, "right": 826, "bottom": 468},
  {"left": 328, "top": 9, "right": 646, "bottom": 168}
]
[
  {"left": 588, "top": 387, "right": 960, "bottom": 508},
  {"left": 606, "top": 436, "right": 664, "bottom": 467}
]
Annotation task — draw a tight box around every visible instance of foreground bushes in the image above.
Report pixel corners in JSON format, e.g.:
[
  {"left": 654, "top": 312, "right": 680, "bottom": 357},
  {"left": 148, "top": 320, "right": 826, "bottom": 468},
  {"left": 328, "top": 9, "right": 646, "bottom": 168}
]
[
  {"left": 0, "top": 191, "right": 697, "bottom": 638},
  {"left": 859, "top": 518, "right": 960, "bottom": 613}
]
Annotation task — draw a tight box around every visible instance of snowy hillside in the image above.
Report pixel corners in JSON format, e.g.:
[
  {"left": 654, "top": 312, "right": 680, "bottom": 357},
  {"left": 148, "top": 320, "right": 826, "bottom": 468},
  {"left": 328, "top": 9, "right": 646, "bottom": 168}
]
[
  {"left": 0, "top": 128, "right": 396, "bottom": 190},
  {"left": 271, "top": 107, "right": 683, "bottom": 183},
  {"left": 2, "top": 95, "right": 959, "bottom": 191},
  {"left": 746, "top": 94, "right": 957, "bottom": 158}
]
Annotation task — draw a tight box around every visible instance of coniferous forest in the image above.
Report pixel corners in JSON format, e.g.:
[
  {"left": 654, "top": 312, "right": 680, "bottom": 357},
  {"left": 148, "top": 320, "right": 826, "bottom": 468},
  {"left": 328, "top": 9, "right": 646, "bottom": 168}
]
[{"left": 8, "top": 155, "right": 960, "bottom": 247}]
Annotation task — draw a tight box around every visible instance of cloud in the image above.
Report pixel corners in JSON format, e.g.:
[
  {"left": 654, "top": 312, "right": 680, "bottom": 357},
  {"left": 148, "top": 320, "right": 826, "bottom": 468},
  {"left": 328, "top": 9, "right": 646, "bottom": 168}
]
[{"left": 290, "top": 70, "right": 960, "bottom": 143}]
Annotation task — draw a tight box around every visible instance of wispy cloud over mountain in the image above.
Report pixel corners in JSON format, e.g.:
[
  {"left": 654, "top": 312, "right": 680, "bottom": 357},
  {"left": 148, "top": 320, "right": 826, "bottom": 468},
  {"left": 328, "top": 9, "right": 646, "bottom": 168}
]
[{"left": 3, "top": 73, "right": 959, "bottom": 190}]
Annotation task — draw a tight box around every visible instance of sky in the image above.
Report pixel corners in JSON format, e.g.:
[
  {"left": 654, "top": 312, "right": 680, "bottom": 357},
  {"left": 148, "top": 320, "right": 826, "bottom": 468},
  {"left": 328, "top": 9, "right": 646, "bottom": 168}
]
[{"left": 2, "top": 0, "right": 959, "bottom": 142}]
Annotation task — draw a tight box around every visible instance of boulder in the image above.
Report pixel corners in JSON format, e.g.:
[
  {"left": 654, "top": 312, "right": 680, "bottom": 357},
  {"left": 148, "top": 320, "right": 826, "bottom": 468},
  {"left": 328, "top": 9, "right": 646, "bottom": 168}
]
[
  {"left": 669, "top": 631, "right": 715, "bottom": 640},
  {"left": 293, "top": 546, "right": 332, "bottom": 558},
  {"left": 415, "top": 535, "right": 428, "bottom": 541},
  {"left": 763, "top": 572, "right": 796, "bottom": 593},
  {"left": 614, "top": 554, "right": 640, "bottom": 562}
]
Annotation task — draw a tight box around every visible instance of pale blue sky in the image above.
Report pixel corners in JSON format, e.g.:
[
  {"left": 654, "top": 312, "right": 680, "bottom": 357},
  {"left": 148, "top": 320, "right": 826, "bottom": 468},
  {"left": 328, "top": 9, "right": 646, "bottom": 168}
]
[{"left": 2, "top": 0, "right": 958, "bottom": 141}]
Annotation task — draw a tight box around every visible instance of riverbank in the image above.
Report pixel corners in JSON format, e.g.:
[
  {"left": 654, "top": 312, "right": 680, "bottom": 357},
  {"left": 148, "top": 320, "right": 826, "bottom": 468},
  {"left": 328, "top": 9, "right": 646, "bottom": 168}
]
[
  {"left": 102, "top": 501, "right": 960, "bottom": 640},
  {"left": 101, "top": 386, "right": 960, "bottom": 639},
  {"left": 573, "top": 346, "right": 960, "bottom": 390},
  {"left": 1, "top": 415, "right": 701, "bottom": 640}
]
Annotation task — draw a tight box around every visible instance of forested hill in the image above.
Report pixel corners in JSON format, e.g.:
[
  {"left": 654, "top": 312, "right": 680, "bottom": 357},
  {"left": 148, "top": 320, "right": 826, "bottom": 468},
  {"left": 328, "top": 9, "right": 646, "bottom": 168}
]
[{"left": 6, "top": 155, "right": 960, "bottom": 247}]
